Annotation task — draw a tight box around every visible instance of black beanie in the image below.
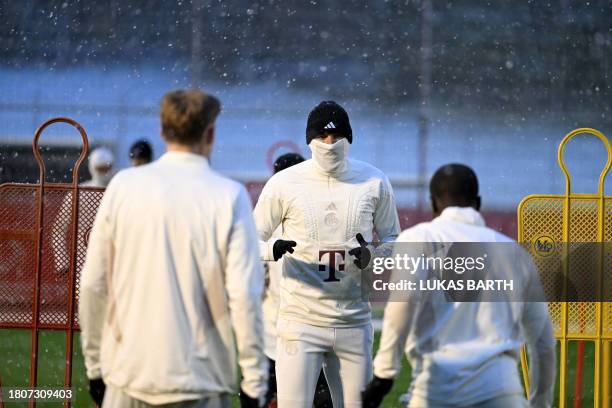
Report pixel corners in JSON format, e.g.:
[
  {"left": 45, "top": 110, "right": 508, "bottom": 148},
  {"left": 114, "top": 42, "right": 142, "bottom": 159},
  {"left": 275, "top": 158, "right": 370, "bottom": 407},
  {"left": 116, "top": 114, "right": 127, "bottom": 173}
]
[
  {"left": 306, "top": 101, "right": 353, "bottom": 145},
  {"left": 274, "top": 152, "right": 305, "bottom": 174},
  {"left": 129, "top": 139, "right": 153, "bottom": 162}
]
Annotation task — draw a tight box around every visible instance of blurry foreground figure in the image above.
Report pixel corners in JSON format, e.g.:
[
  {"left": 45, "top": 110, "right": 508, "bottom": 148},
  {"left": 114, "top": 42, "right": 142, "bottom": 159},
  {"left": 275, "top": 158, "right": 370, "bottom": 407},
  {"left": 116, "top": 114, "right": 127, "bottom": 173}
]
[
  {"left": 129, "top": 139, "right": 153, "bottom": 166},
  {"left": 83, "top": 147, "right": 114, "bottom": 187},
  {"left": 79, "top": 90, "right": 268, "bottom": 408},
  {"left": 52, "top": 146, "right": 114, "bottom": 270},
  {"left": 363, "top": 164, "right": 556, "bottom": 408}
]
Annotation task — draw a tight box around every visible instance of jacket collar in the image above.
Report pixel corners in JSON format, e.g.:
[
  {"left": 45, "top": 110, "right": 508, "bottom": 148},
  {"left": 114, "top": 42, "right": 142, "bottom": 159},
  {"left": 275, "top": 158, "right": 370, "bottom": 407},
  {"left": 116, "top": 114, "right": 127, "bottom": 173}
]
[
  {"left": 438, "top": 206, "right": 485, "bottom": 227},
  {"left": 159, "top": 151, "right": 210, "bottom": 167}
]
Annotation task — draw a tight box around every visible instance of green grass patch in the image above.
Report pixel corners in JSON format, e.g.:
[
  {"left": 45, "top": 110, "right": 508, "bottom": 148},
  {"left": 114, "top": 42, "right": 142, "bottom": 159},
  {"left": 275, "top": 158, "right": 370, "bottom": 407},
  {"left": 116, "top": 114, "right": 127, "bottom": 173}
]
[
  {"left": 1, "top": 329, "right": 607, "bottom": 407},
  {"left": 0, "top": 329, "right": 91, "bottom": 407}
]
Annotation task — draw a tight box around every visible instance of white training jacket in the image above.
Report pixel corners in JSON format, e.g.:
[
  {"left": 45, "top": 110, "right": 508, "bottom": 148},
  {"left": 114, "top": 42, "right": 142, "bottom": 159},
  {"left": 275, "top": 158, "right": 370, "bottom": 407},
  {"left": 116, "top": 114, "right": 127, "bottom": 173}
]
[
  {"left": 253, "top": 158, "right": 401, "bottom": 327},
  {"left": 79, "top": 152, "right": 268, "bottom": 405},
  {"left": 374, "top": 207, "right": 556, "bottom": 407},
  {"left": 262, "top": 226, "right": 282, "bottom": 360}
]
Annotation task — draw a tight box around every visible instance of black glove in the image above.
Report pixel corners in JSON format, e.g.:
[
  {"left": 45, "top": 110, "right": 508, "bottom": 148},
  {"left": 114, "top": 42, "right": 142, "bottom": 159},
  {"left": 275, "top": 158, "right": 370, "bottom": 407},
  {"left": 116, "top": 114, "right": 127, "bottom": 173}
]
[
  {"left": 272, "top": 239, "right": 297, "bottom": 261},
  {"left": 362, "top": 376, "right": 394, "bottom": 408},
  {"left": 88, "top": 378, "right": 106, "bottom": 406},
  {"left": 348, "top": 233, "right": 371, "bottom": 269},
  {"left": 239, "top": 388, "right": 261, "bottom": 408}
]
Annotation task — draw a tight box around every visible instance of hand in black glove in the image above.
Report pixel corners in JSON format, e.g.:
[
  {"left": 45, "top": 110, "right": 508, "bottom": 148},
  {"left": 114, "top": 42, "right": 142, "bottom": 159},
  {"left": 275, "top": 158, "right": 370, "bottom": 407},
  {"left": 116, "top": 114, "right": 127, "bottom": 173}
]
[
  {"left": 362, "top": 376, "right": 394, "bottom": 408},
  {"left": 239, "top": 388, "right": 261, "bottom": 408},
  {"left": 273, "top": 239, "right": 297, "bottom": 261},
  {"left": 348, "top": 233, "right": 371, "bottom": 269},
  {"left": 88, "top": 378, "right": 106, "bottom": 406}
]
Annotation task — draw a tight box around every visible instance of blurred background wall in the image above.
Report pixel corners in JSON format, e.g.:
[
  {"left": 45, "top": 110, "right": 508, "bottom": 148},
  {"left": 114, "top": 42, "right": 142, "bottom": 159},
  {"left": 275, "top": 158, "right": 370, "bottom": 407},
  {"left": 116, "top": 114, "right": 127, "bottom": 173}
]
[{"left": 2, "top": 0, "right": 612, "bottom": 235}]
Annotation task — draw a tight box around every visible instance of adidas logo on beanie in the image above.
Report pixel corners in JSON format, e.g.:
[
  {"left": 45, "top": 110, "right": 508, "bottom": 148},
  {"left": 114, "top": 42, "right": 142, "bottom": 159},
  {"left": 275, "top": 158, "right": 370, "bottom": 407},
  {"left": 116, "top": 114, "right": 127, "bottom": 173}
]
[{"left": 306, "top": 101, "right": 353, "bottom": 144}]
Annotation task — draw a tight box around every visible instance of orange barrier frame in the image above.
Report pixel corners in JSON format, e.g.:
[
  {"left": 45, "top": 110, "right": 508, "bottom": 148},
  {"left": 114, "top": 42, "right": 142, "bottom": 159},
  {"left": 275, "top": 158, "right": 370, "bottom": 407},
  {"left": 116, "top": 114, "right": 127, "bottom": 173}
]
[{"left": 0, "top": 118, "right": 104, "bottom": 407}]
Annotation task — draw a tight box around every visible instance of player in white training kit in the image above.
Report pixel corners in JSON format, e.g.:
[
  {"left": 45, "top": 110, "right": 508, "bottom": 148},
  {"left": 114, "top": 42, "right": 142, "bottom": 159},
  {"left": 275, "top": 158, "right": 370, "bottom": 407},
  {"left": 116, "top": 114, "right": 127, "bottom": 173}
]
[
  {"left": 253, "top": 101, "right": 401, "bottom": 408},
  {"left": 83, "top": 147, "right": 115, "bottom": 187},
  {"left": 363, "top": 164, "right": 556, "bottom": 408},
  {"left": 80, "top": 90, "right": 267, "bottom": 408},
  {"left": 52, "top": 147, "right": 116, "bottom": 274},
  {"left": 262, "top": 153, "right": 333, "bottom": 408},
  {"left": 262, "top": 153, "right": 305, "bottom": 404}
]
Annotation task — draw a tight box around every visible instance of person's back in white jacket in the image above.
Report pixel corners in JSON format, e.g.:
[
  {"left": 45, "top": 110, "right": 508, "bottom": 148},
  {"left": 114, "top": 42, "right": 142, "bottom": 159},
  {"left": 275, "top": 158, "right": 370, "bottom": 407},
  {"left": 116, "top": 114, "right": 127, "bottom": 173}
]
[
  {"left": 253, "top": 101, "right": 401, "bottom": 408},
  {"left": 364, "top": 164, "right": 556, "bottom": 408},
  {"left": 79, "top": 90, "right": 267, "bottom": 408}
]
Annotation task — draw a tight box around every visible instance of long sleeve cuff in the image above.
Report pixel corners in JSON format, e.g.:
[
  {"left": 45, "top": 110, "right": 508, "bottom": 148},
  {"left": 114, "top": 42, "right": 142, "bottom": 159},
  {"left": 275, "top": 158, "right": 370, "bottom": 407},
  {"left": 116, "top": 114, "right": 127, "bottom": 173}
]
[
  {"left": 259, "top": 240, "right": 275, "bottom": 262},
  {"left": 373, "top": 354, "right": 401, "bottom": 380}
]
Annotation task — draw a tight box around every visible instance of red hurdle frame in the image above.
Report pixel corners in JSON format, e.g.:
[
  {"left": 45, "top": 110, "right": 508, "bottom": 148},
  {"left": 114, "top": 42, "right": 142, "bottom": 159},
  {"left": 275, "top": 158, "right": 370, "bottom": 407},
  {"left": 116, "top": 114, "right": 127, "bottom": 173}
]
[{"left": 0, "top": 118, "right": 104, "bottom": 407}]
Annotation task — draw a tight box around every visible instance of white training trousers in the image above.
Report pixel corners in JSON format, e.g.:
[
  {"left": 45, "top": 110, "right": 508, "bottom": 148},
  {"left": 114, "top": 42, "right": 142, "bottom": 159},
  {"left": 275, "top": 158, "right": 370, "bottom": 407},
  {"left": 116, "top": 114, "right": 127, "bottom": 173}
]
[
  {"left": 406, "top": 393, "right": 529, "bottom": 408},
  {"left": 101, "top": 385, "right": 231, "bottom": 408},
  {"left": 275, "top": 318, "right": 373, "bottom": 408}
]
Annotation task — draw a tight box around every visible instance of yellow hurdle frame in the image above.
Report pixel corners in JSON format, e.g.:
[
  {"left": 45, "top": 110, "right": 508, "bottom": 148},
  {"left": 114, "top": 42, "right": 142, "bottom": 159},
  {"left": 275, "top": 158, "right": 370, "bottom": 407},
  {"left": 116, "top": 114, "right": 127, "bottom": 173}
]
[{"left": 518, "top": 128, "right": 611, "bottom": 408}]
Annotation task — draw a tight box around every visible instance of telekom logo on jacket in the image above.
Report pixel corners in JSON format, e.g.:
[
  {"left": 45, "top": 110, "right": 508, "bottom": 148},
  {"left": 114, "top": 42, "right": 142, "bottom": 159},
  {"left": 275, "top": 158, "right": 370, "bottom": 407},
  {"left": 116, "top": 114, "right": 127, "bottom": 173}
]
[{"left": 318, "top": 250, "right": 345, "bottom": 282}]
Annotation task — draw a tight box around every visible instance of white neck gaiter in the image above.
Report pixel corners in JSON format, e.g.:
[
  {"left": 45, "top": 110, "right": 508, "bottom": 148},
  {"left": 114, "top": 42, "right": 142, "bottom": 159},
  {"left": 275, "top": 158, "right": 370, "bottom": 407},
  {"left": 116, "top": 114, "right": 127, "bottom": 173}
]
[{"left": 309, "top": 138, "right": 350, "bottom": 175}]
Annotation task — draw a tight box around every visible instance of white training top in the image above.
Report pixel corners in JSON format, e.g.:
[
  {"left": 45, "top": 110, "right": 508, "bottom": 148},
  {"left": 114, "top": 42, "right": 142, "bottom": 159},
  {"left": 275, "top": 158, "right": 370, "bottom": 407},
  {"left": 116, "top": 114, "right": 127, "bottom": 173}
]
[
  {"left": 262, "top": 226, "right": 282, "bottom": 360},
  {"left": 79, "top": 152, "right": 268, "bottom": 404},
  {"left": 373, "top": 206, "right": 556, "bottom": 407},
  {"left": 253, "top": 158, "right": 401, "bottom": 327}
]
